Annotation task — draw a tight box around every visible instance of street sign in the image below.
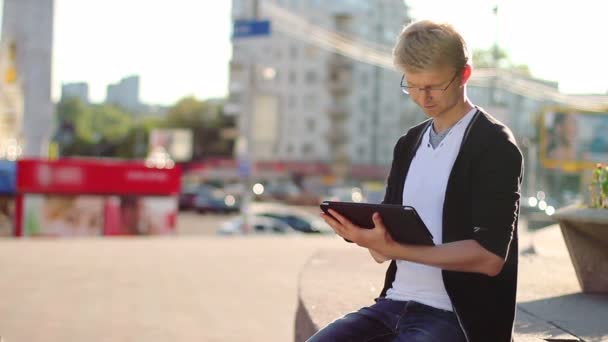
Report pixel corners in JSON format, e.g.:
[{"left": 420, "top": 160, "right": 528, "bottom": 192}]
[
  {"left": 233, "top": 20, "right": 271, "bottom": 38},
  {"left": 238, "top": 158, "right": 251, "bottom": 178}
]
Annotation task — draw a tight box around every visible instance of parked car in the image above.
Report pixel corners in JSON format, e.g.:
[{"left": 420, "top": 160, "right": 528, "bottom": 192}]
[
  {"left": 251, "top": 205, "right": 332, "bottom": 234},
  {"left": 194, "top": 185, "right": 240, "bottom": 214},
  {"left": 178, "top": 185, "right": 199, "bottom": 210},
  {"left": 217, "top": 215, "right": 297, "bottom": 235}
]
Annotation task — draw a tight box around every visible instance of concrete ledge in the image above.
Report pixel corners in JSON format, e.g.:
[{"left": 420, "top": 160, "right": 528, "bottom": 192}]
[
  {"left": 554, "top": 206, "right": 608, "bottom": 293},
  {"left": 295, "top": 246, "right": 587, "bottom": 342}
]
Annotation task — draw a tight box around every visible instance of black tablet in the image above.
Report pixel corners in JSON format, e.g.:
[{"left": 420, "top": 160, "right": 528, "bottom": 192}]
[{"left": 320, "top": 201, "right": 434, "bottom": 246}]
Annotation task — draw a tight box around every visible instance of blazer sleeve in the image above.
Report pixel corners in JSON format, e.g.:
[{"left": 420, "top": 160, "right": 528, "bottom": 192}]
[
  {"left": 471, "top": 132, "right": 523, "bottom": 259},
  {"left": 382, "top": 135, "right": 406, "bottom": 205}
]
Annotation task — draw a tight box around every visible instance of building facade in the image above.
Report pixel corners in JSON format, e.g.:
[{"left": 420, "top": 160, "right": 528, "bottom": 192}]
[
  {"left": 1, "top": 0, "right": 54, "bottom": 157},
  {"left": 61, "top": 82, "right": 89, "bottom": 104},
  {"left": 0, "top": 40, "right": 24, "bottom": 160},
  {"left": 105, "top": 75, "right": 141, "bottom": 112},
  {"left": 228, "top": 0, "right": 413, "bottom": 182}
]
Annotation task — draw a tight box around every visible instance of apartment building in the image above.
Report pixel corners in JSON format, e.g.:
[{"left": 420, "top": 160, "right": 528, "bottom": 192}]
[{"left": 228, "top": 0, "right": 413, "bottom": 181}]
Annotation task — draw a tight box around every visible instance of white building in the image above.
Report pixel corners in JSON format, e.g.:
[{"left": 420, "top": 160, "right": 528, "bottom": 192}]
[
  {"left": 1, "top": 0, "right": 54, "bottom": 158},
  {"left": 61, "top": 82, "right": 89, "bottom": 104},
  {"left": 106, "top": 75, "right": 141, "bottom": 112},
  {"left": 228, "top": 0, "right": 413, "bottom": 181}
]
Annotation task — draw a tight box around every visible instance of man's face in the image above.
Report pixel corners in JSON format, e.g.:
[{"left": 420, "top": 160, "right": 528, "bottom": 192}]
[{"left": 402, "top": 64, "right": 463, "bottom": 119}]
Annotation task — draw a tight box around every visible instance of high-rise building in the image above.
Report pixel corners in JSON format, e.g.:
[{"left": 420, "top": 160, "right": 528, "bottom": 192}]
[
  {"left": 105, "top": 75, "right": 141, "bottom": 112},
  {"left": 61, "top": 82, "right": 89, "bottom": 104},
  {"left": 1, "top": 0, "right": 54, "bottom": 158},
  {"left": 228, "top": 0, "right": 413, "bottom": 182}
]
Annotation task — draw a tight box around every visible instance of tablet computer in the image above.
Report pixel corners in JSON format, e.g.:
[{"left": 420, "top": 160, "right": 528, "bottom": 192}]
[{"left": 320, "top": 201, "right": 434, "bottom": 246}]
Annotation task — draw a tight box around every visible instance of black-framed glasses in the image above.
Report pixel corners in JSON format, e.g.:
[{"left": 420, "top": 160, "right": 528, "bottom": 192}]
[{"left": 400, "top": 71, "right": 460, "bottom": 95}]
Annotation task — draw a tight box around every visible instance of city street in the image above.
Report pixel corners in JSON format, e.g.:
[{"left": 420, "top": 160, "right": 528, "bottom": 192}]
[{"left": 0, "top": 211, "right": 344, "bottom": 342}]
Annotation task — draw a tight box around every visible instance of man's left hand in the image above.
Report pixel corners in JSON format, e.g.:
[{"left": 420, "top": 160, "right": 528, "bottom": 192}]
[{"left": 321, "top": 209, "right": 395, "bottom": 251}]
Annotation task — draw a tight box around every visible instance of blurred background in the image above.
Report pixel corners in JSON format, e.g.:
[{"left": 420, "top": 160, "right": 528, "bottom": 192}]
[
  {"left": 1, "top": 0, "right": 607, "bottom": 232},
  {"left": 0, "top": 0, "right": 607, "bottom": 340}
]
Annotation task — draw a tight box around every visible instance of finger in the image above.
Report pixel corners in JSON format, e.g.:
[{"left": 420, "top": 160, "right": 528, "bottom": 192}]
[
  {"left": 328, "top": 209, "right": 352, "bottom": 227},
  {"left": 372, "top": 212, "right": 384, "bottom": 229},
  {"left": 321, "top": 213, "right": 346, "bottom": 235}
]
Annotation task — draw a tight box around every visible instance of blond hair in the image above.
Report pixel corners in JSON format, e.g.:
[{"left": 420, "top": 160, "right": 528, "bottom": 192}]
[{"left": 393, "top": 20, "right": 469, "bottom": 72}]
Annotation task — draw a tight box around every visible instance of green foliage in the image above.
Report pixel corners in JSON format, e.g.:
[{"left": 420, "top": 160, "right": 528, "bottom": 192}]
[
  {"left": 55, "top": 98, "right": 134, "bottom": 157},
  {"left": 54, "top": 96, "right": 235, "bottom": 160},
  {"left": 163, "top": 97, "right": 235, "bottom": 160},
  {"left": 165, "top": 96, "right": 216, "bottom": 128},
  {"left": 589, "top": 163, "right": 608, "bottom": 208}
]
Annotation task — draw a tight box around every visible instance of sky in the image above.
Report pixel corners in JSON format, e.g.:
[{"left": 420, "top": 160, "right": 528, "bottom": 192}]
[
  {"left": 2, "top": 0, "right": 608, "bottom": 105},
  {"left": 407, "top": 0, "right": 608, "bottom": 95},
  {"left": 51, "top": 0, "right": 233, "bottom": 105}
]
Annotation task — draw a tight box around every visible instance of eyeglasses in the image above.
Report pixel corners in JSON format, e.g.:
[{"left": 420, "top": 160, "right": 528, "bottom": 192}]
[{"left": 400, "top": 71, "right": 460, "bottom": 95}]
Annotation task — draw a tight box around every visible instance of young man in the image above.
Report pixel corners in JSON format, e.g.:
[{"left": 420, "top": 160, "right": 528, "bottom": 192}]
[{"left": 311, "top": 20, "right": 523, "bottom": 342}]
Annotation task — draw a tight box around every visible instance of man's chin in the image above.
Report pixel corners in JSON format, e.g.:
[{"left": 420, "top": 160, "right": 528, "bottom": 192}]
[{"left": 422, "top": 107, "right": 440, "bottom": 117}]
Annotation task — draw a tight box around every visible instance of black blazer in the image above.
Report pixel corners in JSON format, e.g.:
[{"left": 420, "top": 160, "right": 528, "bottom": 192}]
[{"left": 380, "top": 108, "right": 524, "bottom": 342}]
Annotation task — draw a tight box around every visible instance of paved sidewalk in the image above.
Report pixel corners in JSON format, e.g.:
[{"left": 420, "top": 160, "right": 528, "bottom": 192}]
[
  {"left": 0, "top": 235, "right": 344, "bottom": 342},
  {"left": 517, "top": 225, "right": 608, "bottom": 341},
  {"left": 1, "top": 222, "right": 606, "bottom": 341}
]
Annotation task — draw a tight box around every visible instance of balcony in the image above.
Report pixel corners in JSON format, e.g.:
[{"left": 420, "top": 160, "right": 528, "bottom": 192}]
[
  {"left": 329, "top": 54, "right": 353, "bottom": 71},
  {"left": 327, "top": 55, "right": 353, "bottom": 94},
  {"left": 326, "top": 126, "right": 349, "bottom": 145},
  {"left": 327, "top": 103, "right": 349, "bottom": 120}
]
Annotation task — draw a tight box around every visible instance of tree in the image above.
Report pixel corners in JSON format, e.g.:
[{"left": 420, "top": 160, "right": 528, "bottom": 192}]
[
  {"left": 54, "top": 98, "right": 135, "bottom": 157},
  {"left": 163, "top": 97, "right": 235, "bottom": 160},
  {"left": 115, "top": 116, "right": 164, "bottom": 159}
]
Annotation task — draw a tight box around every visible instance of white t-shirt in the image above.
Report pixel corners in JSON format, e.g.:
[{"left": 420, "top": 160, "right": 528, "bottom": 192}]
[{"left": 385, "top": 108, "right": 477, "bottom": 311}]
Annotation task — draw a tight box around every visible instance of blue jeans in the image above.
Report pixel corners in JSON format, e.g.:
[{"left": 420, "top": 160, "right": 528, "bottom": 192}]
[{"left": 306, "top": 298, "right": 466, "bottom": 342}]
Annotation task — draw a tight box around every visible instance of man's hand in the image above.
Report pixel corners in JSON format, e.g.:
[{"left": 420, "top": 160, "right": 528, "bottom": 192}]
[
  {"left": 320, "top": 209, "right": 395, "bottom": 251},
  {"left": 369, "top": 248, "right": 390, "bottom": 263}
]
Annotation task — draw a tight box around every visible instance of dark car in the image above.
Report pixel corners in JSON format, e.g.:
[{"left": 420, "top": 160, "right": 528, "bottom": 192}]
[
  {"left": 258, "top": 213, "right": 320, "bottom": 233},
  {"left": 193, "top": 185, "right": 240, "bottom": 214},
  {"left": 178, "top": 185, "right": 199, "bottom": 210}
]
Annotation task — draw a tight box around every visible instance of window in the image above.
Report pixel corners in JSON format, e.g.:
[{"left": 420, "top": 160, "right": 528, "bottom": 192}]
[
  {"left": 305, "top": 45, "right": 319, "bottom": 59},
  {"left": 305, "top": 70, "right": 317, "bottom": 84},
  {"left": 306, "top": 118, "right": 317, "bottom": 131},
  {"left": 289, "top": 45, "right": 298, "bottom": 59},
  {"left": 360, "top": 98, "right": 369, "bottom": 112},
  {"left": 360, "top": 73, "right": 369, "bottom": 87},
  {"left": 288, "top": 70, "right": 297, "bottom": 85},
  {"left": 302, "top": 143, "right": 314, "bottom": 156},
  {"left": 303, "top": 94, "right": 316, "bottom": 111},
  {"left": 359, "top": 121, "right": 367, "bottom": 134},
  {"left": 334, "top": 14, "right": 352, "bottom": 32},
  {"left": 288, "top": 95, "right": 296, "bottom": 109}
]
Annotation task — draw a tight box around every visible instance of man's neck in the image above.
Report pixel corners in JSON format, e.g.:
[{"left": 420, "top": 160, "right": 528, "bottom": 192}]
[{"left": 432, "top": 100, "right": 475, "bottom": 134}]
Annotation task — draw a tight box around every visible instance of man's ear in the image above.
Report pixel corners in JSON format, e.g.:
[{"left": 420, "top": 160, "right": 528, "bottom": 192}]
[{"left": 461, "top": 64, "right": 472, "bottom": 85}]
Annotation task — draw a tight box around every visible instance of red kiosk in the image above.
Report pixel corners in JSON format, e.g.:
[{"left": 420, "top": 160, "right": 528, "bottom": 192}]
[{"left": 15, "top": 159, "right": 181, "bottom": 237}]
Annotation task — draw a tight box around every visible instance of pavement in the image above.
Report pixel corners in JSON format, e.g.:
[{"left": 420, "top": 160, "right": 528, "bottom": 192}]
[
  {"left": 516, "top": 224, "right": 608, "bottom": 341},
  {"left": 0, "top": 213, "right": 607, "bottom": 342},
  {"left": 0, "top": 233, "right": 345, "bottom": 342}
]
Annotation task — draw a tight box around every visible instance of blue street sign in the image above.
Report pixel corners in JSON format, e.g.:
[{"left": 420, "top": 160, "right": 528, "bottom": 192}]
[
  {"left": 238, "top": 158, "right": 251, "bottom": 178},
  {"left": 233, "top": 20, "right": 271, "bottom": 38},
  {"left": 0, "top": 160, "right": 16, "bottom": 194}
]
